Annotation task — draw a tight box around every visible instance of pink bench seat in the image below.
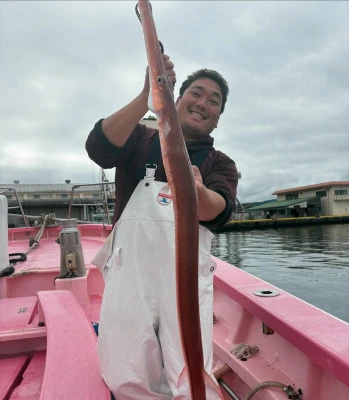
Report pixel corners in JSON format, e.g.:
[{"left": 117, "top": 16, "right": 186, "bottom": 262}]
[
  {"left": 0, "top": 357, "right": 28, "bottom": 399},
  {"left": 10, "top": 351, "right": 46, "bottom": 400},
  {"left": 37, "top": 290, "right": 110, "bottom": 400}
]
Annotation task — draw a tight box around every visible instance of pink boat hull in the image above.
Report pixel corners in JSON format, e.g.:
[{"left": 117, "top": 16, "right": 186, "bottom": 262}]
[{"left": 1, "top": 224, "right": 349, "bottom": 399}]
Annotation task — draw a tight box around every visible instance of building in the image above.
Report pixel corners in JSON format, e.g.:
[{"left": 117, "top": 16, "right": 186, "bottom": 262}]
[
  {"left": 1, "top": 180, "right": 115, "bottom": 226},
  {"left": 141, "top": 115, "right": 158, "bottom": 128},
  {"left": 246, "top": 181, "right": 349, "bottom": 219}
]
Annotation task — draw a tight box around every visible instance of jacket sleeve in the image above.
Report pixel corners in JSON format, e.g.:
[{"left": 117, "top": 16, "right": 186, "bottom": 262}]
[
  {"left": 85, "top": 119, "right": 143, "bottom": 169},
  {"left": 200, "top": 153, "right": 239, "bottom": 230}
]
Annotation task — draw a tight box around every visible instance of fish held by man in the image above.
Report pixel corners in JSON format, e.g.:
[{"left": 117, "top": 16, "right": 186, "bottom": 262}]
[{"left": 137, "top": 0, "right": 224, "bottom": 398}]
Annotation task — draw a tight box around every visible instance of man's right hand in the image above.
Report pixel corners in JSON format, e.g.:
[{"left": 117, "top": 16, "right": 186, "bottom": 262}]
[
  {"left": 141, "top": 54, "right": 176, "bottom": 97},
  {"left": 101, "top": 54, "right": 176, "bottom": 148}
]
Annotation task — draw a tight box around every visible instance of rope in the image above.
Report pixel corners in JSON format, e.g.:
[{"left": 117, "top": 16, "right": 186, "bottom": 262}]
[
  {"left": 0, "top": 265, "right": 15, "bottom": 277},
  {"left": 2, "top": 249, "right": 28, "bottom": 278},
  {"left": 212, "top": 343, "right": 301, "bottom": 400},
  {"left": 245, "top": 382, "right": 302, "bottom": 400},
  {"left": 2, "top": 215, "right": 49, "bottom": 278},
  {"left": 213, "top": 364, "right": 232, "bottom": 380},
  {"left": 231, "top": 343, "right": 259, "bottom": 361},
  {"left": 9, "top": 253, "right": 27, "bottom": 264},
  {"left": 24, "top": 215, "right": 49, "bottom": 255},
  {"left": 214, "top": 365, "right": 302, "bottom": 400},
  {"left": 54, "top": 270, "right": 76, "bottom": 284}
]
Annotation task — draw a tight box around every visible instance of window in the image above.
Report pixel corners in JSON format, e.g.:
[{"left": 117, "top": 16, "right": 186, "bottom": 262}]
[
  {"left": 286, "top": 193, "right": 298, "bottom": 200},
  {"left": 93, "top": 194, "right": 99, "bottom": 198},
  {"left": 6, "top": 195, "right": 12, "bottom": 200},
  {"left": 334, "top": 189, "right": 348, "bottom": 195},
  {"left": 61, "top": 194, "right": 68, "bottom": 198},
  {"left": 316, "top": 191, "right": 327, "bottom": 197}
]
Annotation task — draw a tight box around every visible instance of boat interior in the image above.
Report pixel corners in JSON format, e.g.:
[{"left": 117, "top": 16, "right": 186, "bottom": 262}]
[{"left": 1, "top": 223, "right": 349, "bottom": 399}]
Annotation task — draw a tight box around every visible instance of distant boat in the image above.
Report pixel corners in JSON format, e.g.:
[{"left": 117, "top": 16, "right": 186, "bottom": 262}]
[{"left": 1, "top": 195, "right": 348, "bottom": 399}]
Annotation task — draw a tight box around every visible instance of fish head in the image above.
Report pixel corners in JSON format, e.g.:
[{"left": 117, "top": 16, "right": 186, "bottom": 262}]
[{"left": 138, "top": 0, "right": 174, "bottom": 116}]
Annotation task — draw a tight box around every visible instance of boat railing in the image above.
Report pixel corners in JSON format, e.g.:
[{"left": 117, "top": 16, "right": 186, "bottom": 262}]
[
  {"left": 67, "top": 181, "right": 115, "bottom": 224},
  {"left": 7, "top": 213, "right": 101, "bottom": 226},
  {"left": 2, "top": 181, "right": 115, "bottom": 228},
  {"left": 0, "top": 186, "right": 28, "bottom": 227}
]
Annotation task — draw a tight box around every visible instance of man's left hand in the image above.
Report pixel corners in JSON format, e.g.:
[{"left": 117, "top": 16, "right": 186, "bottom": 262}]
[{"left": 191, "top": 166, "right": 226, "bottom": 221}]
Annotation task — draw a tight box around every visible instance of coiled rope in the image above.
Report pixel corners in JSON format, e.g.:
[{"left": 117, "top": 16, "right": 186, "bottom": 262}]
[{"left": 1, "top": 215, "right": 49, "bottom": 278}]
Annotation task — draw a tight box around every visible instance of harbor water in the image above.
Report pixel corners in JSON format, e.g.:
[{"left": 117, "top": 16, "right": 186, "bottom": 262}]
[{"left": 211, "top": 223, "right": 349, "bottom": 323}]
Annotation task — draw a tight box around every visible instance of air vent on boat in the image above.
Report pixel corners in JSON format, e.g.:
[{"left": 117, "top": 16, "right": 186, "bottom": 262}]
[
  {"left": 58, "top": 219, "right": 86, "bottom": 277},
  {"left": 253, "top": 289, "right": 279, "bottom": 297}
]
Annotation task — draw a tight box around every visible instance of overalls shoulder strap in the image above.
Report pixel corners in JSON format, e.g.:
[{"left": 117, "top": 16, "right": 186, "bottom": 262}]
[{"left": 136, "top": 134, "right": 210, "bottom": 181}]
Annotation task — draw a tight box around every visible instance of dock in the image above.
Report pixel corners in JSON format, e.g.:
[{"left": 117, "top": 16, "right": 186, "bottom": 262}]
[{"left": 214, "top": 215, "right": 349, "bottom": 232}]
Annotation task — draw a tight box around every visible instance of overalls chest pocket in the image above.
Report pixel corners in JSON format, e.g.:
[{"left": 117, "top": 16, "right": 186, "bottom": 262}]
[{"left": 105, "top": 247, "right": 122, "bottom": 269}]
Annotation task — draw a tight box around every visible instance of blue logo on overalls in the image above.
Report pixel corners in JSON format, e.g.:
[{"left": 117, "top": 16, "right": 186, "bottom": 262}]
[{"left": 157, "top": 192, "right": 172, "bottom": 205}]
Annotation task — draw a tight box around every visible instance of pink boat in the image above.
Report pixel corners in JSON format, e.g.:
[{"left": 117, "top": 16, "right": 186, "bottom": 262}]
[{"left": 1, "top": 198, "right": 349, "bottom": 400}]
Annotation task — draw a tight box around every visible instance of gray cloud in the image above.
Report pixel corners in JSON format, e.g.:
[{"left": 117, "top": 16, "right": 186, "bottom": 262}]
[{"left": 1, "top": 1, "right": 348, "bottom": 202}]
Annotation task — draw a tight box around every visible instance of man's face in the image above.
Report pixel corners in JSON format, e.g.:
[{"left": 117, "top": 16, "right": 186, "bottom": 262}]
[{"left": 175, "top": 78, "right": 222, "bottom": 140}]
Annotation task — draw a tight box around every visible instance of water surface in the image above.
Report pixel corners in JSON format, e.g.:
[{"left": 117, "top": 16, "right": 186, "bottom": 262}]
[{"left": 211, "top": 224, "right": 349, "bottom": 323}]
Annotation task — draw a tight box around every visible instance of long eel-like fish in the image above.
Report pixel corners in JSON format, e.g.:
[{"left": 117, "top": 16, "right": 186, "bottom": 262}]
[{"left": 137, "top": 1, "right": 223, "bottom": 398}]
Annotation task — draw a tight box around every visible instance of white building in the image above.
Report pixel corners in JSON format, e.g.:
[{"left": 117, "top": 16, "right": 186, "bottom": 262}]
[
  {"left": 141, "top": 115, "right": 158, "bottom": 129},
  {"left": 272, "top": 181, "right": 349, "bottom": 216},
  {"left": 1, "top": 180, "right": 115, "bottom": 225}
]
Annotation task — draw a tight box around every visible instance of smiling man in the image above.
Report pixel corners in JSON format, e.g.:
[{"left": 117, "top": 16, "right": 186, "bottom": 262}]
[
  {"left": 177, "top": 77, "right": 224, "bottom": 139},
  {"left": 175, "top": 73, "right": 233, "bottom": 222},
  {"left": 86, "top": 56, "right": 238, "bottom": 399}
]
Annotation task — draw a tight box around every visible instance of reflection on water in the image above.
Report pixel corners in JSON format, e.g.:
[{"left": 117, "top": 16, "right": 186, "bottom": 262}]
[{"left": 211, "top": 224, "right": 349, "bottom": 323}]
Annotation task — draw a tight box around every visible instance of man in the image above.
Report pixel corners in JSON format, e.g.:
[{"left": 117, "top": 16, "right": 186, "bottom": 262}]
[{"left": 86, "top": 55, "right": 238, "bottom": 399}]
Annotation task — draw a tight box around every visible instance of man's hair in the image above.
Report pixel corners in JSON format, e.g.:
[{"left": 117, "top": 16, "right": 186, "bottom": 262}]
[{"left": 178, "top": 69, "right": 229, "bottom": 114}]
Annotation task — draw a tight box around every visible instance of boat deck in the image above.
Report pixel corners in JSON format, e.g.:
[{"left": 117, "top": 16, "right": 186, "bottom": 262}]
[
  {"left": 2, "top": 223, "right": 349, "bottom": 399},
  {"left": 8, "top": 225, "right": 110, "bottom": 274},
  {"left": 4, "top": 225, "right": 108, "bottom": 321},
  {"left": 0, "top": 291, "right": 110, "bottom": 400}
]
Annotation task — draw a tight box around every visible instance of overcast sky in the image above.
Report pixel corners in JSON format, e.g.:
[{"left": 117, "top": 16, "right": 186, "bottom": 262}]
[{"left": 1, "top": 1, "right": 348, "bottom": 202}]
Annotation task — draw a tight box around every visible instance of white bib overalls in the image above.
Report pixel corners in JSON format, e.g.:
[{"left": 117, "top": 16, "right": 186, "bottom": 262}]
[{"left": 95, "top": 180, "right": 219, "bottom": 399}]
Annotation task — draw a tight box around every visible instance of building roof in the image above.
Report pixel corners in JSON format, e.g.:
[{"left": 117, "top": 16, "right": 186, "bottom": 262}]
[
  {"left": 246, "top": 197, "right": 317, "bottom": 211},
  {"left": 272, "top": 181, "right": 349, "bottom": 195},
  {"left": 0, "top": 183, "right": 110, "bottom": 193},
  {"left": 141, "top": 117, "right": 158, "bottom": 129}
]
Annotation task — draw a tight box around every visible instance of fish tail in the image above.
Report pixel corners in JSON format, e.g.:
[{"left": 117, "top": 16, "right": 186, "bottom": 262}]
[
  {"left": 177, "top": 368, "right": 224, "bottom": 399},
  {"left": 204, "top": 370, "right": 225, "bottom": 399}
]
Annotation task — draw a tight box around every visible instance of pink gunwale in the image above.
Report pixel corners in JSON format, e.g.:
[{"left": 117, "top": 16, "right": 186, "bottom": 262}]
[{"left": 212, "top": 256, "right": 349, "bottom": 389}]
